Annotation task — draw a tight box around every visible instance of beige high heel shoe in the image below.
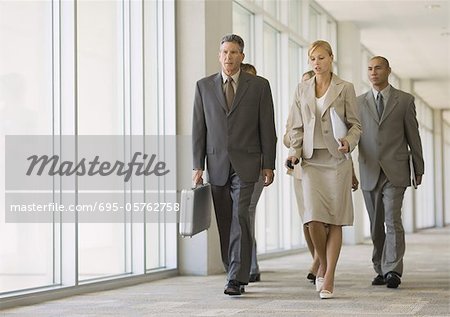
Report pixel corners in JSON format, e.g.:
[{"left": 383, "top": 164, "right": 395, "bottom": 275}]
[
  {"left": 319, "top": 289, "right": 334, "bottom": 299},
  {"left": 315, "top": 277, "right": 324, "bottom": 292}
]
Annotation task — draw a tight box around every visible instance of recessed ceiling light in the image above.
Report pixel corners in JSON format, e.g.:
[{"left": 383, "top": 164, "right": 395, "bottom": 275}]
[{"left": 425, "top": 4, "right": 441, "bottom": 9}]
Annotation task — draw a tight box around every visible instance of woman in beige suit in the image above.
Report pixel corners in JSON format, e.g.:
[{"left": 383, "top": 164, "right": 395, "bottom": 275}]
[{"left": 286, "top": 40, "right": 361, "bottom": 299}]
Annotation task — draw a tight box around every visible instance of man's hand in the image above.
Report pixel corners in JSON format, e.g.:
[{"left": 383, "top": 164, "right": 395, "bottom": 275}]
[
  {"left": 415, "top": 174, "right": 422, "bottom": 186},
  {"left": 192, "top": 169, "right": 204, "bottom": 186},
  {"left": 262, "top": 169, "right": 274, "bottom": 186},
  {"left": 352, "top": 174, "right": 359, "bottom": 191}
]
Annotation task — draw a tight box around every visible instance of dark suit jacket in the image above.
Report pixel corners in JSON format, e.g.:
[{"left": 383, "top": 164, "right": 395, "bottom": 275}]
[
  {"left": 192, "top": 71, "right": 277, "bottom": 186},
  {"left": 357, "top": 86, "right": 424, "bottom": 190}
]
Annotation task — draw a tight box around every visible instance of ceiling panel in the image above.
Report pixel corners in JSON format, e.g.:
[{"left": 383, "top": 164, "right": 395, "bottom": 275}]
[{"left": 316, "top": 0, "right": 450, "bottom": 109}]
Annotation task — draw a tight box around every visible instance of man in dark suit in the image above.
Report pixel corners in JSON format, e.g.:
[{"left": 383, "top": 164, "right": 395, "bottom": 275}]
[
  {"left": 358, "top": 56, "right": 424, "bottom": 289},
  {"left": 192, "top": 34, "right": 277, "bottom": 296}
]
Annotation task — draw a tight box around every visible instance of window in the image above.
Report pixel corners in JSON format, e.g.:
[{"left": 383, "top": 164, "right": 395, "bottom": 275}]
[
  {"left": 0, "top": 0, "right": 56, "bottom": 294},
  {"left": 414, "top": 99, "right": 435, "bottom": 229},
  {"left": 77, "top": 0, "right": 127, "bottom": 282},
  {"left": 0, "top": 0, "right": 175, "bottom": 296},
  {"left": 309, "top": 6, "right": 321, "bottom": 41},
  {"left": 233, "top": 2, "right": 254, "bottom": 63},
  {"left": 443, "top": 119, "right": 450, "bottom": 225},
  {"left": 289, "top": 0, "right": 302, "bottom": 34},
  {"left": 258, "top": 23, "right": 280, "bottom": 251},
  {"left": 232, "top": 0, "right": 339, "bottom": 254}
]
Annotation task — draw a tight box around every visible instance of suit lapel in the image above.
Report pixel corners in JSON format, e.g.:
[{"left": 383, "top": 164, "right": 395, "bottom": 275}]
[
  {"left": 213, "top": 73, "right": 228, "bottom": 113},
  {"left": 321, "top": 76, "right": 344, "bottom": 117},
  {"left": 380, "top": 86, "right": 398, "bottom": 123},
  {"left": 305, "top": 77, "right": 316, "bottom": 116},
  {"left": 365, "top": 91, "right": 380, "bottom": 123}
]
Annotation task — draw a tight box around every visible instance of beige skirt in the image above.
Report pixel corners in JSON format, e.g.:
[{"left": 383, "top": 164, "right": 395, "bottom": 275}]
[{"left": 300, "top": 149, "right": 354, "bottom": 226}]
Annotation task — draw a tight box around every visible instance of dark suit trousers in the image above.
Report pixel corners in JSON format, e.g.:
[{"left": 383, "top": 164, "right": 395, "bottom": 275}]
[
  {"left": 248, "top": 174, "right": 264, "bottom": 275},
  {"left": 211, "top": 170, "right": 255, "bottom": 284},
  {"left": 362, "top": 171, "right": 406, "bottom": 276}
]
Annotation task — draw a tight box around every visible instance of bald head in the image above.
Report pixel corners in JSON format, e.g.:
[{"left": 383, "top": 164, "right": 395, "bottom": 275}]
[{"left": 370, "top": 56, "right": 390, "bottom": 68}]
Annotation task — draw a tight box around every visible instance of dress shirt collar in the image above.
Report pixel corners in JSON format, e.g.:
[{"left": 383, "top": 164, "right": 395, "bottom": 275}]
[
  {"left": 222, "top": 69, "right": 241, "bottom": 85},
  {"left": 372, "top": 84, "right": 391, "bottom": 103}
]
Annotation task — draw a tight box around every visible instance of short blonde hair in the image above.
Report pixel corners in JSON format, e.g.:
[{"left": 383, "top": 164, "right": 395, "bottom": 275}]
[{"left": 308, "top": 40, "right": 333, "bottom": 58}]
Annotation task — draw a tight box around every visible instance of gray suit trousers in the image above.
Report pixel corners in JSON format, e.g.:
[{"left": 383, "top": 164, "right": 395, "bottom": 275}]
[
  {"left": 362, "top": 171, "right": 406, "bottom": 276},
  {"left": 248, "top": 174, "right": 265, "bottom": 275},
  {"left": 211, "top": 170, "right": 255, "bottom": 284}
]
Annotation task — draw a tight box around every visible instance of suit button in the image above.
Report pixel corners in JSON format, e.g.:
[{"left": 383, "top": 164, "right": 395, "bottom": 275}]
[
  {"left": 324, "top": 130, "right": 328, "bottom": 134},
  {"left": 322, "top": 118, "right": 326, "bottom": 122}
]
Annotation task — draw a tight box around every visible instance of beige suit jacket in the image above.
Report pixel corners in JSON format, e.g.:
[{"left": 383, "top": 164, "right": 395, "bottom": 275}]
[{"left": 286, "top": 74, "right": 361, "bottom": 161}]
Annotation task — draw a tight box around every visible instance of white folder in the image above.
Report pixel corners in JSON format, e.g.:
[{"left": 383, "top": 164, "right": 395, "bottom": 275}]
[{"left": 330, "top": 107, "right": 350, "bottom": 159}]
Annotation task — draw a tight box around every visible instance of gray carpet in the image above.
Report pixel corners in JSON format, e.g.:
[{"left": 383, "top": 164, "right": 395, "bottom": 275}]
[{"left": 2, "top": 227, "right": 449, "bottom": 316}]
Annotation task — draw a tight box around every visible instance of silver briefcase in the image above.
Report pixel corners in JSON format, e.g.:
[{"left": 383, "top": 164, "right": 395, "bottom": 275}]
[{"left": 179, "top": 183, "right": 213, "bottom": 237}]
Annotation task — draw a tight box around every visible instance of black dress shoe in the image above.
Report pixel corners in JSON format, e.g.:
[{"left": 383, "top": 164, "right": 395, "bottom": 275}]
[
  {"left": 249, "top": 273, "right": 261, "bottom": 283},
  {"left": 240, "top": 285, "right": 245, "bottom": 293},
  {"left": 307, "top": 273, "right": 316, "bottom": 283},
  {"left": 224, "top": 280, "right": 241, "bottom": 295},
  {"left": 385, "top": 272, "right": 401, "bottom": 289},
  {"left": 372, "top": 274, "right": 386, "bottom": 285}
]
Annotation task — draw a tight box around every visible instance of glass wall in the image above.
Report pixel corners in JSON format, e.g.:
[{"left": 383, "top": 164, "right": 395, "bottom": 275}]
[
  {"left": 0, "top": 0, "right": 55, "bottom": 293},
  {"left": 233, "top": 2, "right": 254, "bottom": 63},
  {"left": 232, "top": 0, "right": 339, "bottom": 254},
  {"left": 0, "top": 0, "right": 175, "bottom": 296},
  {"left": 415, "top": 99, "right": 435, "bottom": 229},
  {"left": 77, "top": 0, "right": 127, "bottom": 282},
  {"left": 309, "top": 5, "right": 321, "bottom": 41},
  {"left": 444, "top": 119, "right": 450, "bottom": 225}
]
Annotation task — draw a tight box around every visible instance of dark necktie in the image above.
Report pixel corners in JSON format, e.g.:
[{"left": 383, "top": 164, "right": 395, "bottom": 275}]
[
  {"left": 376, "top": 92, "right": 384, "bottom": 119},
  {"left": 225, "top": 76, "right": 234, "bottom": 111}
]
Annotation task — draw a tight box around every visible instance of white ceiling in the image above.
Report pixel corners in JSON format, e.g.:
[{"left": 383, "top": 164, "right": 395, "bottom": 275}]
[{"left": 315, "top": 0, "right": 450, "bottom": 110}]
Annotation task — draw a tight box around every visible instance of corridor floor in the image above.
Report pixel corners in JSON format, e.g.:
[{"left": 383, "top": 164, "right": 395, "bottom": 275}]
[{"left": 1, "top": 227, "right": 449, "bottom": 316}]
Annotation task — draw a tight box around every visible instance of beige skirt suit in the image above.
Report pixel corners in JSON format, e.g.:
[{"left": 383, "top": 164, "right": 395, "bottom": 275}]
[{"left": 286, "top": 74, "right": 361, "bottom": 226}]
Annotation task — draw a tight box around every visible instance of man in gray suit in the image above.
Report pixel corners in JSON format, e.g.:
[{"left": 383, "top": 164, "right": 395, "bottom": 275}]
[
  {"left": 192, "top": 34, "right": 277, "bottom": 296},
  {"left": 358, "top": 56, "right": 424, "bottom": 289}
]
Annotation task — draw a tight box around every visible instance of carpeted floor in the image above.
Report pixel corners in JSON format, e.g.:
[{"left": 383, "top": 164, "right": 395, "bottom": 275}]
[{"left": 1, "top": 227, "right": 449, "bottom": 316}]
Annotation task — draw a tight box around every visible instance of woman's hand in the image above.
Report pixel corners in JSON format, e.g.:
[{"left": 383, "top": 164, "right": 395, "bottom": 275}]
[
  {"left": 285, "top": 156, "right": 299, "bottom": 170},
  {"left": 338, "top": 138, "right": 350, "bottom": 154}
]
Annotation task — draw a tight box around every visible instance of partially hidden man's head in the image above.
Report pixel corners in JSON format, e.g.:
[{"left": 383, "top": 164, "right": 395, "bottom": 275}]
[
  {"left": 219, "top": 34, "right": 245, "bottom": 77},
  {"left": 302, "top": 70, "right": 315, "bottom": 82},
  {"left": 241, "top": 63, "right": 257, "bottom": 76}
]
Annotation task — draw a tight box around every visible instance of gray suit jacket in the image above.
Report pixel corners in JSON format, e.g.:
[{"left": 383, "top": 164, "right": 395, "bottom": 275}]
[
  {"left": 357, "top": 86, "right": 424, "bottom": 191},
  {"left": 192, "top": 71, "right": 277, "bottom": 186}
]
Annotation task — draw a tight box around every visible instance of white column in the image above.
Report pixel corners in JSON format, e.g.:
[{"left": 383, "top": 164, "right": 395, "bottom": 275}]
[
  {"left": 176, "top": 0, "right": 232, "bottom": 275},
  {"left": 336, "top": 22, "right": 365, "bottom": 244}
]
